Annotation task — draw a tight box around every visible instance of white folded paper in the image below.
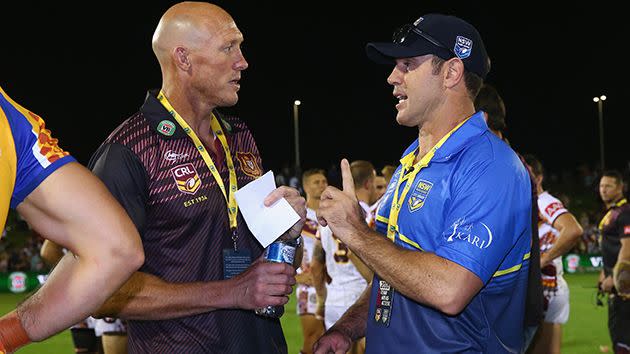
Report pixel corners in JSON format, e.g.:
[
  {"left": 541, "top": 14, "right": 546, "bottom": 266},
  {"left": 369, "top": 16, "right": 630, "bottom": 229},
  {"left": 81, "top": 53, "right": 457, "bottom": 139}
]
[{"left": 234, "top": 170, "right": 300, "bottom": 248}]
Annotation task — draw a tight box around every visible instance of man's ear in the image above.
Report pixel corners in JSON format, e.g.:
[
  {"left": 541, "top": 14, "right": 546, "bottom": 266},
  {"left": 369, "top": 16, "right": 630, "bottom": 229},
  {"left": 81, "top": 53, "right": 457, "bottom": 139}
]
[
  {"left": 443, "top": 58, "right": 465, "bottom": 89},
  {"left": 173, "top": 46, "right": 191, "bottom": 71}
]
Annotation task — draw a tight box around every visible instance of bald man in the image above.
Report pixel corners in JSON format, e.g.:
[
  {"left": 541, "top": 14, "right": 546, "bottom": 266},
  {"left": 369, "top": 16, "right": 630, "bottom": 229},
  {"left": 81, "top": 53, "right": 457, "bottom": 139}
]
[{"left": 86, "top": 3, "right": 305, "bottom": 353}]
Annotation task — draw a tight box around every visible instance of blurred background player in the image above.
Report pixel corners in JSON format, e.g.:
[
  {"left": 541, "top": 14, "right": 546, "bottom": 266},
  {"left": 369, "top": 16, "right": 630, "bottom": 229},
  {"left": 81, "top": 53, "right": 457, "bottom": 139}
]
[
  {"left": 597, "top": 170, "right": 630, "bottom": 354},
  {"left": 373, "top": 175, "right": 387, "bottom": 202},
  {"left": 379, "top": 165, "right": 396, "bottom": 186},
  {"left": 523, "top": 155, "right": 583, "bottom": 354},
  {"left": 473, "top": 82, "right": 507, "bottom": 142},
  {"left": 0, "top": 85, "right": 143, "bottom": 353},
  {"left": 296, "top": 169, "right": 327, "bottom": 354},
  {"left": 312, "top": 160, "right": 377, "bottom": 354},
  {"left": 475, "top": 83, "right": 544, "bottom": 353}
]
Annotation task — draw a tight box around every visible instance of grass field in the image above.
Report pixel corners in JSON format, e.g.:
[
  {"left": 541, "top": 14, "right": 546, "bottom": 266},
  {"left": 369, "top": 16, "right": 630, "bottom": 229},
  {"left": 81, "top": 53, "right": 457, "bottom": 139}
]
[{"left": 1, "top": 272, "right": 611, "bottom": 353}]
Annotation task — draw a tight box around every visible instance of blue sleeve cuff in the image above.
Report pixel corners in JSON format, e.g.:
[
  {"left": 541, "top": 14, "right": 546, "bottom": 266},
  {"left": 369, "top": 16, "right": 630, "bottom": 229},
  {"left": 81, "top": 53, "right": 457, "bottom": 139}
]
[
  {"left": 10, "top": 155, "right": 76, "bottom": 208},
  {"left": 434, "top": 244, "right": 492, "bottom": 284}
]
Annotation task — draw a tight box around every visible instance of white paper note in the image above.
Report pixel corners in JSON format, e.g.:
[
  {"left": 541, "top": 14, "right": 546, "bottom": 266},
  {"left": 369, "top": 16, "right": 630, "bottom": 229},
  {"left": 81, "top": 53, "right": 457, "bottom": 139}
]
[{"left": 234, "top": 170, "right": 300, "bottom": 248}]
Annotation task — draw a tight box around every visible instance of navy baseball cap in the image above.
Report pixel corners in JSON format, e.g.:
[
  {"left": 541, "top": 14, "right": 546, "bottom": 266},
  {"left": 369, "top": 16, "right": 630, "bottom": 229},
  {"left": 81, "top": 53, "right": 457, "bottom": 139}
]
[{"left": 366, "top": 14, "right": 491, "bottom": 79}]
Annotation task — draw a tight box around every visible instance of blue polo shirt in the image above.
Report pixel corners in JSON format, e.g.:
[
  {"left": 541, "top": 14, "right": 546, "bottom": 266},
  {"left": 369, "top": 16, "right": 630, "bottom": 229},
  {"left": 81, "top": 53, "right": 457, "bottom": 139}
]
[{"left": 367, "top": 112, "right": 531, "bottom": 353}]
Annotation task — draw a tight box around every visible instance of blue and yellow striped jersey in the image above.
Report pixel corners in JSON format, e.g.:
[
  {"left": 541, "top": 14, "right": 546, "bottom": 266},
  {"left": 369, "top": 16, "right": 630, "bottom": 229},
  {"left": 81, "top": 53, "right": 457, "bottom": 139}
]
[{"left": 0, "top": 85, "right": 75, "bottom": 233}]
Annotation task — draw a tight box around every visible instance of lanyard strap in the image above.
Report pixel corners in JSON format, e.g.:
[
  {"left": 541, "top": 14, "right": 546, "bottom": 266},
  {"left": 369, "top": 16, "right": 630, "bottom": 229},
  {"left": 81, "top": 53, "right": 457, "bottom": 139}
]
[
  {"left": 599, "top": 198, "right": 628, "bottom": 231},
  {"left": 387, "top": 118, "right": 469, "bottom": 242},
  {"left": 157, "top": 91, "right": 239, "bottom": 231}
]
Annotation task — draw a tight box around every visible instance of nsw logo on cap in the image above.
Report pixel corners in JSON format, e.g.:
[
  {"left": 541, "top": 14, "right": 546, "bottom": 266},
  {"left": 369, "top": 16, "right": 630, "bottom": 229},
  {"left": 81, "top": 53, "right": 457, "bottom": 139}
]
[{"left": 454, "top": 36, "right": 473, "bottom": 59}]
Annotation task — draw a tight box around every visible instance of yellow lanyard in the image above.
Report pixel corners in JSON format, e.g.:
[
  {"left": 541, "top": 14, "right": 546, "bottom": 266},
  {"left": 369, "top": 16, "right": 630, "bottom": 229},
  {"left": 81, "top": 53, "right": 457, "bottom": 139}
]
[
  {"left": 599, "top": 198, "right": 627, "bottom": 231},
  {"left": 387, "top": 119, "right": 469, "bottom": 242},
  {"left": 157, "top": 91, "right": 239, "bottom": 231}
]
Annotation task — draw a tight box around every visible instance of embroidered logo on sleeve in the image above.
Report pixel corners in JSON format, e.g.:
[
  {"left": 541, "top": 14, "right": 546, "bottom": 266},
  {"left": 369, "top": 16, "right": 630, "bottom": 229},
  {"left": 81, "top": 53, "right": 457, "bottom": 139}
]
[
  {"left": 236, "top": 151, "right": 262, "bottom": 178},
  {"left": 545, "top": 202, "right": 564, "bottom": 219}
]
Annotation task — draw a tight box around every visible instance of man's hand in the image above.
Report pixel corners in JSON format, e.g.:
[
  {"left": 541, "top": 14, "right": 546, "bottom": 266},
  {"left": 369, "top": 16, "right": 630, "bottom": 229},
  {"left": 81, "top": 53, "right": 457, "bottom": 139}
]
[
  {"left": 313, "top": 328, "right": 352, "bottom": 354},
  {"left": 229, "top": 257, "right": 296, "bottom": 309},
  {"left": 265, "top": 186, "right": 306, "bottom": 240},
  {"left": 601, "top": 275, "right": 615, "bottom": 294},
  {"left": 317, "top": 159, "right": 369, "bottom": 244}
]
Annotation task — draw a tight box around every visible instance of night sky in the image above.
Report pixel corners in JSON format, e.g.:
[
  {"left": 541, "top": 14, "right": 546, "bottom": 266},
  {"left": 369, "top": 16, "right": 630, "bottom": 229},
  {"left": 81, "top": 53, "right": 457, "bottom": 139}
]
[{"left": 1, "top": 2, "right": 627, "bottom": 178}]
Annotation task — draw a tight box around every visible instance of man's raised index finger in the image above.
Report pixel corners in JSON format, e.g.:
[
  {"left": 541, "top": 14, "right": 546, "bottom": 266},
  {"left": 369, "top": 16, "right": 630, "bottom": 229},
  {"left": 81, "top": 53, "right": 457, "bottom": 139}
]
[{"left": 340, "top": 159, "right": 356, "bottom": 197}]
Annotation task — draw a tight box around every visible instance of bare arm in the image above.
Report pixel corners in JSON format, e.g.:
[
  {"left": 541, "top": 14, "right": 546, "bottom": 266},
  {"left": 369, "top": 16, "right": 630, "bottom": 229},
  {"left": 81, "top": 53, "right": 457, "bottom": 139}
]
[
  {"left": 614, "top": 237, "right": 630, "bottom": 296},
  {"left": 348, "top": 250, "right": 373, "bottom": 282},
  {"left": 341, "top": 226, "right": 481, "bottom": 315},
  {"left": 310, "top": 240, "right": 327, "bottom": 317},
  {"left": 87, "top": 157, "right": 301, "bottom": 321},
  {"left": 318, "top": 160, "right": 482, "bottom": 315},
  {"left": 12, "top": 162, "right": 144, "bottom": 341},
  {"left": 328, "top": 286, "right": 370, "bottom": 340},
  {"left": 313, "top": 286, "right": 370, "bottom": 354},
  {"left": 540, "top": 213, "right": 583, "bottom": 266},
  {"left": 39, "top": 240, "right": 65, "bottom": 268},
  {"left": 94, "top": 259, "right": 296, "bottom": 320}
]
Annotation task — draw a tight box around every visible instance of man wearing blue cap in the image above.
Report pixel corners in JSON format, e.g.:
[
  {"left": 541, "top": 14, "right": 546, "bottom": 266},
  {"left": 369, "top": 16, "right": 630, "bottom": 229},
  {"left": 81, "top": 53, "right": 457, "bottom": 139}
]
[{"left": 315, "top": 14, "right": 532, "bottom": 353}]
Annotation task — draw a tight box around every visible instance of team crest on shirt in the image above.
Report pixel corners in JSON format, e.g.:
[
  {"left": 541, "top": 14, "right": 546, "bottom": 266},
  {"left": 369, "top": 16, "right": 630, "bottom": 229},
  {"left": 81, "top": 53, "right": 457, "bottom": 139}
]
[
  {"left": 236, "top": 152, "right": 262, "bottom": 177},
  {"left": 171, "top": 163, "right": 202, "bottom": 195},
  {"left": 408, "top": 179, "right": 433, "bottom": 212}
]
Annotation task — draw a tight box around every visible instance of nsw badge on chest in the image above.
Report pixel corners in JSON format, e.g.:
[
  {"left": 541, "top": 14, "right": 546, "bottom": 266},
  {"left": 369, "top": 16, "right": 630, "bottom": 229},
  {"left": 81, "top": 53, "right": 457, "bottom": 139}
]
[
  {"left": 223, "top": 248, "right": 251, "bottom": 279},
  {"left": 373, "top": 279, "right": 394, "bottom": 327}
]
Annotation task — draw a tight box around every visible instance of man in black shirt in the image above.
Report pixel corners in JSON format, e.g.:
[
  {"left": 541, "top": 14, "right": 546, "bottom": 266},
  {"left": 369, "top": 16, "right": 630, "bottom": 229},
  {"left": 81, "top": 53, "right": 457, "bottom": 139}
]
[
  {"left": 598, "top": 170, "right": 630, "bottom": 354},
  {"left": 88, "top": 2, "right": 305, "bottom": 353}
]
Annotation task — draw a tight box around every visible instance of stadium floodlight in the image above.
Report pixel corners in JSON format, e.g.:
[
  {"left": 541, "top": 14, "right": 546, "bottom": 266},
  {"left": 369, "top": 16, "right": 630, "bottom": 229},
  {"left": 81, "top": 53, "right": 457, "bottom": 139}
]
[
  {"left": 293, "top": 100, "right": 301, "bottom": 173},
  {"left": 593, "top": 95, "right": 606, "bottom": 170}
]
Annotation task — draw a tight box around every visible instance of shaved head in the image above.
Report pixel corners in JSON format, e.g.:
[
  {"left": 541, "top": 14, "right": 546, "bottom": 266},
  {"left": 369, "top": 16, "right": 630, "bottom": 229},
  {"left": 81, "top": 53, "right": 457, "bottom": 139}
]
[
  {"left": 151, "top": 2, "right": 248, "bottom": 111},
  {"left": 152, "top": 2, "right": 235, "bottom": 68}
]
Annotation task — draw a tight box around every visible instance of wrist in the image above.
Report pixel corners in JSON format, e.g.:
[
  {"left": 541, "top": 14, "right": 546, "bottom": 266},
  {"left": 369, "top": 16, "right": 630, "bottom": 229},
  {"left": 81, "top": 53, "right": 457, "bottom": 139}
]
[
  {"left": 205, "top": 279, "right": 237, "bottom": 310},
  {"left": 0, "top": 310, "right": 31, "bottom": 353},
  {"left": 328, "top": 324, "right": 353, "bottom": 342}
]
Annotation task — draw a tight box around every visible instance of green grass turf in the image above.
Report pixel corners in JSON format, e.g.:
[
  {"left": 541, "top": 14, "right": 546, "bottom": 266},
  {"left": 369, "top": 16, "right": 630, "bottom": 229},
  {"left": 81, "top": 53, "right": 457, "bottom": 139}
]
[{"left": 0, "top": 272, "right": 611, "bottom": 353}]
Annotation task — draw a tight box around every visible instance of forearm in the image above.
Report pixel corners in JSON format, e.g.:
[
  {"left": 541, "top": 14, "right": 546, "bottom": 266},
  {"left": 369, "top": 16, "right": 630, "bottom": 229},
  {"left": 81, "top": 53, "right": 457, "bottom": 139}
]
[
  {"left": 542, "top": 214, "right": 583, "bottom": 264},
  {"left": 348, "top": 251, "right": 373, "bottom": 282},
  {"left": 311, "top": 264, "right": 327, "bottom": 300},
  {"left": 293, "top": 239, "right": 304, "bottom": 269},
  {"left": 39, "top": 240, "right": 64, "bottom": 267},
  {"left": 17, "top": 252, "right": 133, "bottom": 341},
  {"left": 541, "top": 229, "right": 581, "bottom": 264},
  {"left": 617, "top": 238, "right": 630, "bottom": 264},
  {"left": 15, "top": 163, "right": 144, "bottom": 340},
  {"left": 311, "top": 242, "right": 327, "bottom": 297},
  {"left": 328, "top": 286, "right": 370, "bottom": 341},
  {"left": 95, "top": 272, "right": 233, "bottom": 320},
  {"left": 346, "top": 229, "right": 479, "bottom": 315},
  {"left": 613, "top": 238, "right": 630, "bottom": 295}
]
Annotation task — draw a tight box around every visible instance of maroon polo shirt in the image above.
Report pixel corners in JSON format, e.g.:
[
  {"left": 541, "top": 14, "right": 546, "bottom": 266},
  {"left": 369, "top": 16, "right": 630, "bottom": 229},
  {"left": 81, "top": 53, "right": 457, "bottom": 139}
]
[{"left": 89, "top": 91, "right": 286, "bottom": 354}]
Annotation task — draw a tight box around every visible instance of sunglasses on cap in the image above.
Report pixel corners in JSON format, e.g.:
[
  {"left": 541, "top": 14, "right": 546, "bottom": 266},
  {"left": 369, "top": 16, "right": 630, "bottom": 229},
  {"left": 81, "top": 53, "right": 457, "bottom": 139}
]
[{"left": 392, "top": 24, "right": 457, "bottom": 58}]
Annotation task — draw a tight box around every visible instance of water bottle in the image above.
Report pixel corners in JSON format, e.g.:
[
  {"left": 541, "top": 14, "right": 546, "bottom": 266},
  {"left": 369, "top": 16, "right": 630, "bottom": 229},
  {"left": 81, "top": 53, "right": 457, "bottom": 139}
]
[{"left": 254, "top": 238, "right": 298, "bottom": 318}]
